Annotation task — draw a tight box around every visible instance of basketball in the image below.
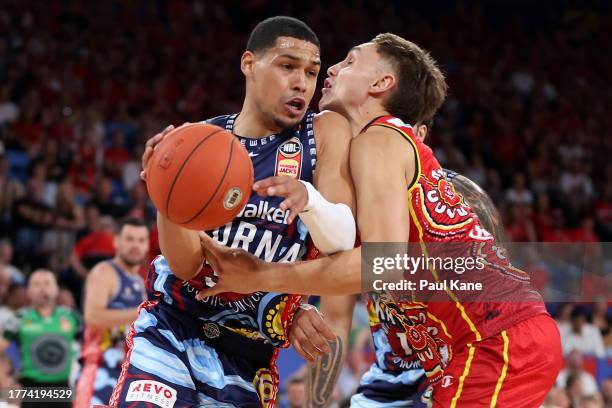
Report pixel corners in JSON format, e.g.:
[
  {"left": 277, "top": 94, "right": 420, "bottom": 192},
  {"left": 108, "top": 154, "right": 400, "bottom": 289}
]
[{"left": 146, "top": 123, "right": 253, "bottom": 231}]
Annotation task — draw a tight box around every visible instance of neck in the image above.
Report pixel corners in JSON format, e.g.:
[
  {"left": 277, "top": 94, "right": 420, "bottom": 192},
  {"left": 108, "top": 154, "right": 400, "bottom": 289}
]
[
  {"left": 113, "top": 256, "right": 140, "bottom": 275},
  {"left": 344, "top": 103, "right": 390, "bottom": 136},
  {"left": 235, "top": 97, "right": 284, "bottom": 138},
  {"left": 36, "top": 304, "right": 54, "bottom": 317}
]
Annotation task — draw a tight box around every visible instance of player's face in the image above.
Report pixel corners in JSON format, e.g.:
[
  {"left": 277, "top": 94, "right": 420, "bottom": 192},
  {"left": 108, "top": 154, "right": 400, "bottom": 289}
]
[
  {"left": 247, "top": 37, "right": 321, "bottom": 129},
  {"left": 27, "top": 271, "right": 59, "bottom": 307},
  {"left": 115, "top": 225, "right": 150, "bottom": 267},
  {"left": 319, "top": 43, "right": 388, "bottom": 114}
]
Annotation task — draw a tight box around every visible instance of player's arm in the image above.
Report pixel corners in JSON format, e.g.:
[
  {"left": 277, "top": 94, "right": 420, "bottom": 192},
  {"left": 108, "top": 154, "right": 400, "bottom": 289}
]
[
  {"left": 198, "top": 127, "right": 414, "bottom": 295},
  {"left": 83, "top": 262, "right": 139, "bottom": 329},
  {"left": 253, "top": 111, "right": 356, "bottom": 254},
  {"left": 306, "top": 295, "right": 356, "bottom": 407},
  {"left": 141, "top": 124, "right": 204, "bottom": 280},
  {"left": 450, "top": 173, "right": 507, "bottom": 243},
  {"left": 157, "top": 215, "right": 203, "bottom": 280}
]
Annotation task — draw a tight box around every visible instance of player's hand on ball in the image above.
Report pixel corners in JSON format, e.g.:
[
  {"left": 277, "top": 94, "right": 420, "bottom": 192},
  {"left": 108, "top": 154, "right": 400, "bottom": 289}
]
[
  {"left": 140, "top": 122, "right": 192, "bottom": 181},
  {"left": 196, "top": 232, "right": 263, "bottom": 298},
  {"left": 289, "top": 304, "right": 336, "bottom": 362},
  {"left": 253, "top": 176, "right": 307, "bottom": 223}
]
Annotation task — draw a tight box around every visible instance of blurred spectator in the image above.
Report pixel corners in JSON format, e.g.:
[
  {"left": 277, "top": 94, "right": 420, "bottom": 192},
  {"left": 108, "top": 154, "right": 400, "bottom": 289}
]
[
  {"left": 0, "top": 84, "right": 19, "bottom": 125},
  {"left": 44, "top": 180, "right": 84, "bottom": 270},
  {"left": 12, "top": 178, "right": 53, "bottom": 269},
  {"left": 505, "top": 173, "right": 533, "bottom": 206},
  {"left": 70, "top": 215, "right": 115, "bottom": 279},
  {"left": 558, "top": 308, "right": 605, "bottom": 358},
  {"left": 533, "top": 193, "right": 554, "bottom": 239},
  {"left": 104, "top": 129, "right": 130, "bottom": 179},
  {"left": 67, "top": 215, "right": 115, "bottom": 305},
  {"left": 1, "top": 270, "right": 80, "bottom": 408},
  {"left": 566, "top": 373, "right": 584, "bottom": 408},
  {"left": 543, "top": 209, "right": 573, "bottom": 243},
  {"left": 543, "top": 387, "right": 571, "bottom": 408},
  {"left": 4, "top": 282, "right": 28, "bottom": 311},
  {"left": 0, "top": 155, "right": 24, "bottom": 232},
  {"left": 577, "top": 395, "right": 605, "bottom": 408},
  {"left": 0, "top": 266, "right": 18, "bottom": 335},
  {"left": 571, "top": 217, "right": 601, "bottom": 244},
  {"left": 90, "top": 177, "right": 128, "bottom": 219},
  {"left": 126, "top": 182, "right": 155, "bottom": 223},
  {"left": 0, "top": 239, "right": 24, "bottom": 284},
  {"left": 602, "top": 379, "right": 612, "bottom": 407},
  {"left": 0, "top": 355, "right": 21, "bottom": 407},
  {"left": 285, "top": 375, "right": 307, "bottom": 408},
  {"left": 556, "top": 350, "right": 599, "bottom": 396},
  {"left": 505, "top": 203, "right": 537, "bottom": 242},
  {"left": 560, "top": 161, "right": 594, "bottom": 201},
  {"left": 122, "top": 145, "right": 144, "bottom": 193}
]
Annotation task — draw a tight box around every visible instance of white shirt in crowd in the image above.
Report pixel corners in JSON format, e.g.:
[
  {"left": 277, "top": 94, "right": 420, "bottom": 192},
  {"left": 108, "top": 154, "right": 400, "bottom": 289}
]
[{"left": 557, "top": 321, "right": 605, "bottom": 358}]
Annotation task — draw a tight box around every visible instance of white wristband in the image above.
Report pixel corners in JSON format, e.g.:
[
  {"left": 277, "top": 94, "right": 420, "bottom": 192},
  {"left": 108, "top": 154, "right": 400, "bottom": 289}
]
[{"left": 299, "top": 181, "right": 356, "bottom": 255}]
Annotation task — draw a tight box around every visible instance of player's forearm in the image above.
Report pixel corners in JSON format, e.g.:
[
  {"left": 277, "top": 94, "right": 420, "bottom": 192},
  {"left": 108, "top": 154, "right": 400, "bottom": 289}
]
[
  {"left": 299, "top": 181, "right": 356, "bottom": 255},
  {"left": 266, "top": 248, "right": 362, "bottom": 295},
  {"left": 157, "top": 212, "right": 203, "bottom": 280},
  {"left": 85, "top": 307, "right": 139, "bottom": 329}
]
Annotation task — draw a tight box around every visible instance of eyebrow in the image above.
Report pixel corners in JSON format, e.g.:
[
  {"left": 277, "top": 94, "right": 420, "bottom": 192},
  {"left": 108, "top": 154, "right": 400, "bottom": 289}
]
[
  {"left": 349, "top": 46, "right": 362, "bottom": 54},
  {"left": 278, "top": 53, "right": 321, "bottom": 66}
]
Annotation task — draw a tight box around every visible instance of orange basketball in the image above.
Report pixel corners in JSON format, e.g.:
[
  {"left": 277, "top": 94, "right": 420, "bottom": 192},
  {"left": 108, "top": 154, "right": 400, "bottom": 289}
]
[{"left": 146, "top": 123, "right": 253, "bottom": 231}]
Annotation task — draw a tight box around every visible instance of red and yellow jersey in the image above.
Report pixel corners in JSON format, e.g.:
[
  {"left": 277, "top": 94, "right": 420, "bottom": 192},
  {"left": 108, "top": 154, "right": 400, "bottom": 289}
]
[{"left": 365, "top": 116, "right": 547, "bottom": 371}]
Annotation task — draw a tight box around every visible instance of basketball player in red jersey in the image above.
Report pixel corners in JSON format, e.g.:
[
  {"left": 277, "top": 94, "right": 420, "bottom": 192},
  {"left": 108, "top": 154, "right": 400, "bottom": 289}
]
[{"left": 199, "top": 33, "right": 562, "bottom": 407}]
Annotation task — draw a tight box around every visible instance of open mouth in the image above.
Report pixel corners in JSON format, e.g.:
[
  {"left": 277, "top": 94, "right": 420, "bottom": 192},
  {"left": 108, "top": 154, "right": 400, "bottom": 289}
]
[
  {"left": 322, "top": 78, "right": 333, "bottom": 94},
  {"left": 285, "top": 97, "right": 305, "bottom": 115}
]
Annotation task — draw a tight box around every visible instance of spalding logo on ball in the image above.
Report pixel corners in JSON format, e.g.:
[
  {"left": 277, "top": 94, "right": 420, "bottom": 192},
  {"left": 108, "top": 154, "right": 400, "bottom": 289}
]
[{"left": 146, "top": 123, "right": 254, "bottom": 231}]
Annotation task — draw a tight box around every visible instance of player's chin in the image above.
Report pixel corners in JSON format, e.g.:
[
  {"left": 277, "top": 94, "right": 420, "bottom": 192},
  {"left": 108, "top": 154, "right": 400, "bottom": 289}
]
[{"left": 274, "top": 112, "right": 304, "bottom": 130}]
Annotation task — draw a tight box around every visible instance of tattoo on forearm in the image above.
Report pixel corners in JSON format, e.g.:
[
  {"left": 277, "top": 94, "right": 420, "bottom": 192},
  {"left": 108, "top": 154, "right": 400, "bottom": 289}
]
[{"left": 307, "top": 337, "right": 345, "bottom": 408}]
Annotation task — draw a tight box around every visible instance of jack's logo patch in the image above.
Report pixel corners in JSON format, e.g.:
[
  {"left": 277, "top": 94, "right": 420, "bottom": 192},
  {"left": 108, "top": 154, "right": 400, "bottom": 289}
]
[{"left": 275, "top": 137, "right": 302, "bottom": 178}]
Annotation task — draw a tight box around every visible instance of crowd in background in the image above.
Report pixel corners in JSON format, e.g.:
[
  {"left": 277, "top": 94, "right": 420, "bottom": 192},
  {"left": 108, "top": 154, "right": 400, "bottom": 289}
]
[{"left": 0, "top": 1, "right": 610, "bottom": 407}]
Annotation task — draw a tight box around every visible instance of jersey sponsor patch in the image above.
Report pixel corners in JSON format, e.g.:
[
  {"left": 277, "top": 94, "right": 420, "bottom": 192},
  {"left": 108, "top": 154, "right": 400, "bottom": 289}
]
[
  {"left": 275, "top": 137, "right": 302, "bottom": 178},
  {"left": 126, "top": 380, "right": 177, "bottom": 408}
]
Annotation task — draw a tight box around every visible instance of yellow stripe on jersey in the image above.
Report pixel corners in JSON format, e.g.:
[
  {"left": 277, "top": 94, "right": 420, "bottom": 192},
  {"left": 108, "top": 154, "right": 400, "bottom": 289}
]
[
  {"left": 408, "top": 190, "right": 483, "bottom": 343},
  {"left": 490, "top": 331, "right": 510, "bottom": 408},
  {"left": 451, "top": 343, "right": 476, "bottom": 408},
  {"left": 427, "top": 311, "right": 453, "bottom": 339}
]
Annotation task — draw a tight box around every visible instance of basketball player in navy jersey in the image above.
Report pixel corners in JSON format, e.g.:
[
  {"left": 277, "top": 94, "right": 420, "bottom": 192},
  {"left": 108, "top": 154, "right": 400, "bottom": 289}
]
[
  {"left": 110, "top": 17, "right": 356, "bottom": 408},
  {"left": 74, "top": 218, "right": 149, "bottom": 407}
]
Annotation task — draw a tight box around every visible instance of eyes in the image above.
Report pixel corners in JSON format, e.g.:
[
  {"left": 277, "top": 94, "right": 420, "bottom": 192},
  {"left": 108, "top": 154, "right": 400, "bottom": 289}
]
[{"left": 281, "top": 63, "right": 318, "bottom": 77}]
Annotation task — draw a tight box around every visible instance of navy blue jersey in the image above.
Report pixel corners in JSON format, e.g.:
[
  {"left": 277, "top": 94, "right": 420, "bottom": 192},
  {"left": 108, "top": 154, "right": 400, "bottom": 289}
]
[
  {"left": 146, "top": 110, "right": 317, "bottom": 348},
  {"left": 108, "top": 261, "right": 145, "bottom": 309}
]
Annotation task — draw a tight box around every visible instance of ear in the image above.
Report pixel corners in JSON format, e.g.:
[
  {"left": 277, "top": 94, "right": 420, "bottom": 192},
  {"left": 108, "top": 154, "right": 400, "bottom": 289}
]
[
  {"left": 241, "top": 51, "right": 256, "bottom": 78},
  {"left": 416, "top": 124, "right": 428, "bottom": 142},
  {"left": 369, "top": 72, "right": 396, "bottom": 97}
]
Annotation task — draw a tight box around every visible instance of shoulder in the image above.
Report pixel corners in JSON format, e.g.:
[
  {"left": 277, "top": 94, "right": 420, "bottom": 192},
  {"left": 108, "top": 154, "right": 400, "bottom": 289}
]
[
  {"left": 352, "top": 124, "right": 413, "bottom": 157},
  {"left": 313, "top": 110, "right": 349, "bottom": 130},
  {"left": 312, "top": 110, "right": 352, "bottom": 149},
  {"left": 87, "top": 261, "right": 117, "bottom": 285},
  {"left": 203, "top": 113, "right": 235, "bottom": 128}
]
